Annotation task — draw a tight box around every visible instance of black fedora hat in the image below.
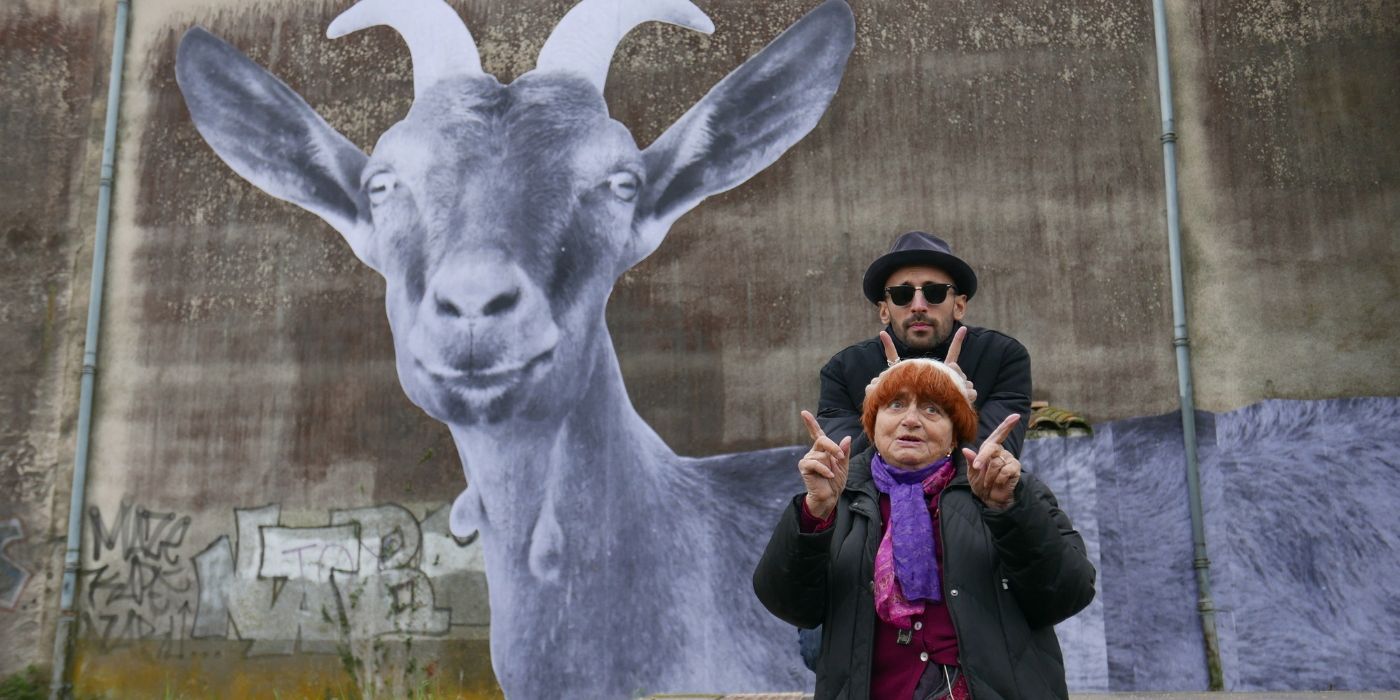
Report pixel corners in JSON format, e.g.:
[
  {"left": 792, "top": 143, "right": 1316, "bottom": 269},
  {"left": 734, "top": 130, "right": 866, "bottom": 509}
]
[{"left": 862, "top": 231, "right": 978, "bottom": 303}]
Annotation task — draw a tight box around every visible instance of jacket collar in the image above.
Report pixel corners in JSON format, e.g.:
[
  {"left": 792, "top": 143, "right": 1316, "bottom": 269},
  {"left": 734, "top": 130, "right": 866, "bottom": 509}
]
[
  {"left": 847, "top": 448, "right": 879, "bottom": 500},
  {"left": 884, "top": 320, "right": 965, "bottom": 361}
]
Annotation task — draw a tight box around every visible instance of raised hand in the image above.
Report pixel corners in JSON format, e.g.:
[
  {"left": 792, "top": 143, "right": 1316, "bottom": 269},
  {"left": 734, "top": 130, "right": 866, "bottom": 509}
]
[
  {"left": 862, "top": 331, "right": 903, "bottom": 396},
  {"left": 880, "top": 329, "right": 899, "bottom": 366},
  {"left": 962, "top": 413, "right": 1022, "bottom": 510},
  {"left": 865, "top": 328, "right": 976, "bottom": 405},
  {"left": 798, "top": 410, "right": 851, "bottom": 519},
  {"left": 943, "top": 326, "right": 977, "bottom": 406}
]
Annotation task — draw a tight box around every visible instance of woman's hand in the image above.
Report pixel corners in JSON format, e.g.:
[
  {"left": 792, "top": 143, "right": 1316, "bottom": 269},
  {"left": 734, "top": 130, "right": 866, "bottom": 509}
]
[
  {"left": 962, "top": 413, "right": 1022, "bottom": 510},
  {"left": 798, "top": 410, "right": 851, "bottom": 520}
]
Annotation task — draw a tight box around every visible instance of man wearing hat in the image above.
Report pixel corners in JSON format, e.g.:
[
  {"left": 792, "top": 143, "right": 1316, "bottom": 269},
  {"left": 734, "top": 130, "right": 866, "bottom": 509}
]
[{"left": 817, "top": 230, "right": 1032, "bottom": 457}]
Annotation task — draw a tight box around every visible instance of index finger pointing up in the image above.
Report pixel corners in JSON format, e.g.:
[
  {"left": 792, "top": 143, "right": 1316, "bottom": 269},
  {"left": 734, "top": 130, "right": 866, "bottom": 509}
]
[
  {"left": 945, "top": 325, "right": 968, "bottom": 366},
  {"left": 984, "top": 413, "right": 1022, "bottom": 449},
  {"left": 800, "top": 410, "right": 827, "bottom": 442},
  {"left": 879, "top": 330, "right": 899, "bottom": 366}
]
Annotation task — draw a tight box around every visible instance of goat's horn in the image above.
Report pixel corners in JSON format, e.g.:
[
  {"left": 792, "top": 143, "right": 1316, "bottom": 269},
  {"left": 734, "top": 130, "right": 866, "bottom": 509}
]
[
  {"left": 535, "top": 0, "right": 713, "bottom": 91},
  {"left": 328, "top": 0, "right": 483, "bottom": 99}
]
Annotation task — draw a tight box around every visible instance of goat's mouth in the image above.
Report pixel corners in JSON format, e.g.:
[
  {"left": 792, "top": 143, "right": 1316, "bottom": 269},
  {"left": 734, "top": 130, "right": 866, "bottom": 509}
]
[{"left": 417, "top": 348, "right": 556, "bottom": 404}]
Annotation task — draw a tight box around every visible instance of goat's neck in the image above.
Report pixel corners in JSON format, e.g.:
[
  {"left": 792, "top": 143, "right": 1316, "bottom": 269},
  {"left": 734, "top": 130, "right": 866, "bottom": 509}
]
[{"left": 448, "top": 332, "right": 673, "bottom": 547}]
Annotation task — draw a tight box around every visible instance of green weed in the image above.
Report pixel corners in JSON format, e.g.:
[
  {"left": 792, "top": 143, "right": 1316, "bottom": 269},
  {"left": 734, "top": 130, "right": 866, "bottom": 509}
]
[{"left": 0, "top": 665, "right": 46, "bottom": 700}]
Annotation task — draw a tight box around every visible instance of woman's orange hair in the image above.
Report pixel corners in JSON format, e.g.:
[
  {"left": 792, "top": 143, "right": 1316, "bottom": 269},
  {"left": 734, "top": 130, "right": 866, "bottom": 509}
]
[{"left": 860, "top": 359, "right": 978, "bottom": 447}]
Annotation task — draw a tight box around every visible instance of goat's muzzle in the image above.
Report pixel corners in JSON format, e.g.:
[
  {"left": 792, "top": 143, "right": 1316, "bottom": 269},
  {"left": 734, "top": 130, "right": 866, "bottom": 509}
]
[{"left": 406, "top": 258, "right": 560, "bottom": 407}]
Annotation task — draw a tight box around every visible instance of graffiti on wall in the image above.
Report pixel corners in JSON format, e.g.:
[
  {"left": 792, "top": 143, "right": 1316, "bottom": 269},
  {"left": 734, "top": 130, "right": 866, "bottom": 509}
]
[
  {"left": 77, "top": 500, "right": 484, "bottom": 658},
  {"left": 1, "top": 517, "right": 32, "bottom": 611},
  {"left": 191, "top": 503, "right": 483, "bottom": 657},
  {"left": 176, "top": 0, "right": 853, "bottom": 694},
  {"left": 77, "top": 502, "right": 195, "bottom": 651}
]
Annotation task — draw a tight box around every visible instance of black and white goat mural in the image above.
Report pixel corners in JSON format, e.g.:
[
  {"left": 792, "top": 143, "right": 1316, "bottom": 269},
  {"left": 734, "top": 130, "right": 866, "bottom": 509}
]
[
  {"left": 176, "top": 0, "right": 852, "bottom": 695},
  {"left": 173, "top": 0, "right": 1400, "bottom": 696}
]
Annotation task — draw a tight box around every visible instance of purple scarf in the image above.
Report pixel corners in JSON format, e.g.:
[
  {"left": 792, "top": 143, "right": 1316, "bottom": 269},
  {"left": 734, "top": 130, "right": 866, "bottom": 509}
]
[{"left": 870, "top": 453, "right": 954, "bottom": 606}]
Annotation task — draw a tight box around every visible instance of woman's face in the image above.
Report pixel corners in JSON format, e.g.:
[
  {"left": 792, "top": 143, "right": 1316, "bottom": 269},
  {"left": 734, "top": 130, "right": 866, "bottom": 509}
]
[{"left": 873, "top": 390, "right": 955, "bottom": 470}]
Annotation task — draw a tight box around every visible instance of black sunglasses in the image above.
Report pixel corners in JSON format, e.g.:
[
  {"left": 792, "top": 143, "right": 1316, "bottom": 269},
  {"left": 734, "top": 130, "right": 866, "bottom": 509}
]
[{"left": 884, "top": 283, "right": 956, "bottom": 306}]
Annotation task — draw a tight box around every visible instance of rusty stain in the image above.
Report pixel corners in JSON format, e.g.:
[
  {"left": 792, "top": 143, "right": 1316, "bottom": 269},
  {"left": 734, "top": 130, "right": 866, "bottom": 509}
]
[{"left": 71, "top": 639, "right": 503, "bottom": 699}]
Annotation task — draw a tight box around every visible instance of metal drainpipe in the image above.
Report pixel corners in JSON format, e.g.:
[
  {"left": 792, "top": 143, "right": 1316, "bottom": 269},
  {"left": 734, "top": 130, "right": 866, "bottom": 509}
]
[
  {"left": 1150, "top": 0, "right": 1225, "bottom": 690},
  {"left": 50, "top": 1, "right": 130, "bottom": 697}
]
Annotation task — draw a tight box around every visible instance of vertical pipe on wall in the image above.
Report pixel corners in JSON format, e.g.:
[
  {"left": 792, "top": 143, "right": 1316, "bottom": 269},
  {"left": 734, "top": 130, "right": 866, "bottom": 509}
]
[
  {"left": 1149, "top": 0, "right": 1225, "bottom": 690},
  {"left": 49, "top": 1, "right": 130, "bottom": 697}
]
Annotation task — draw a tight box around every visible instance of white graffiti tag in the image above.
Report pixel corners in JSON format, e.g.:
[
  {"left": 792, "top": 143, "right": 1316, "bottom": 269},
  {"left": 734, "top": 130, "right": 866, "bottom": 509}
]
[{"left": 192, "top": 504, "right": 483, "bottom": 656}]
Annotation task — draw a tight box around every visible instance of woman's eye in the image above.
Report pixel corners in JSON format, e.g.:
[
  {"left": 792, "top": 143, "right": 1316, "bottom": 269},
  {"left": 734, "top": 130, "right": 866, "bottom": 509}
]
[
  {"left": 367, "top": 172, "right": 398, "bottom": 206},
  {"left": 888, "top": 400, "right": 905, "bottom": 409},
  {"left": 607, "top": 172, "right": 639, "bottom": 202},
  {"left": 923, "top": 405, "right": 940, "bottom": 415}
]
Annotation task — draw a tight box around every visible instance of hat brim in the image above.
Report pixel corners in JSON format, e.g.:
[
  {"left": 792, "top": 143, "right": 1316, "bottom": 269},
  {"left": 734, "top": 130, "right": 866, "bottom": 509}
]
[{"left": 863, "top": 250, "right": 978, "bottom": 303}]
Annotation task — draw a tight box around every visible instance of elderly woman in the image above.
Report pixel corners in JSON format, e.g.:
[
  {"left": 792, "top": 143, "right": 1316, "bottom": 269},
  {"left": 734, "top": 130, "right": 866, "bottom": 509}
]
[{"left": 754, "top": 358, "right": 1095, "bottom": 700}]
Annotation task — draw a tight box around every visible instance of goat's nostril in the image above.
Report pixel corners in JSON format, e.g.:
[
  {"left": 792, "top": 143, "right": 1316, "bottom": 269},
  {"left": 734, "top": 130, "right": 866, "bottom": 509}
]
[
  {"left": 482, "top": 288, "right": 521, "bottom": 317},
  {"left": 436, "top": 296, "right": 463, "bottom": 319}
]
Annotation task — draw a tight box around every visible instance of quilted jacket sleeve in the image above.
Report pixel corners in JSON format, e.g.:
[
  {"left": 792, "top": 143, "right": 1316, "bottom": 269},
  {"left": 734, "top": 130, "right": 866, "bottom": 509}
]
[
  {"left": 980, "top": 474, "right": 1096, "bottom": 628},
  {"left": 752, "top": 495, "right": 834, "bottom": 630}
]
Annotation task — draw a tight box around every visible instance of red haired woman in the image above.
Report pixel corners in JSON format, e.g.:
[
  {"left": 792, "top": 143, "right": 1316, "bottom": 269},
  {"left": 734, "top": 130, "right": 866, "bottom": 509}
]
[{"left": 754, "top": 358, "right": 1095, "bottom": 700}]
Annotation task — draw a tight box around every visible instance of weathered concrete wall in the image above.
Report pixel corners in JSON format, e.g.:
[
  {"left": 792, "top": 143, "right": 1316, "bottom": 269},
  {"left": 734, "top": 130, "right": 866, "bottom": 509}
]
[
  {"left": 1169, "top": 0, "right": 1400, "bottom": 411},
  {"left": 614, "top": 0, "right": 1182, "bottom": 448},
  {"left": 0, "top": 0, "right": 111, "bottom": 678},
  {"left": 2, "top": 0, "right": 1397, "bottom": 694}
]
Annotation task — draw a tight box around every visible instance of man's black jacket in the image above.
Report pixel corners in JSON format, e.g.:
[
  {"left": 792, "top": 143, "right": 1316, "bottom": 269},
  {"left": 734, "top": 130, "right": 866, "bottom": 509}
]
[{"left": 817, "top": 322, "right": 1032, "bottom": 456}]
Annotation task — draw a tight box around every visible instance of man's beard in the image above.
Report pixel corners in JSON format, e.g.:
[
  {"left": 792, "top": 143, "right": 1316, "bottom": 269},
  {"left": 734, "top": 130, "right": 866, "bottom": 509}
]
[{"left": 898, "top": 313, "right": 950, "bottom": 352}]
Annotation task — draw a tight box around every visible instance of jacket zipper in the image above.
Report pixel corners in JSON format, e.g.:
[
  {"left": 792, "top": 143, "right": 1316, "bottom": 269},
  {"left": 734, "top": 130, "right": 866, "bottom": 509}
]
[{"left": 938, "top": 486, "right": 978, "bottom": 699}]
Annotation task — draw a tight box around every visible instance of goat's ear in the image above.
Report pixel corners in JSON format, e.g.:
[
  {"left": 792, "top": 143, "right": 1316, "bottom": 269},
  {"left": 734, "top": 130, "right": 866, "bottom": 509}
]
[
  {"left": 176, "top": 27, "right": 375, "bottom": 267},
  {"left": 634, "top": 0, "right": 854, "bottom": 263}
]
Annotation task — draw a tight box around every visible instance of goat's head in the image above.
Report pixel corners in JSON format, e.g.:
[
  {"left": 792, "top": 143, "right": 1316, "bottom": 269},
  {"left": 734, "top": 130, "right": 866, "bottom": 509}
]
[{"left": 177, "top": 0, "right": 854, "bottom": 429}]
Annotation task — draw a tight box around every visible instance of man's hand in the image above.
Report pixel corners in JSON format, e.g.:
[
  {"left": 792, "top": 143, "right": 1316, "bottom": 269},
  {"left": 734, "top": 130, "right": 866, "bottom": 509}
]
[
  {"left": 962, "top": 413, "right": 1022, "bottom": 510},
  {"left": 865, "top": 327, "right": 977, "bottom": 406},
  {"left": 942, "top": 326, "right": 977, "bottom": 406},
  {"left": 862, "top": 331, "right": 903, "bottom": 396},
  {"left": 798, "top": 410, "right": 850, "bottom": 519}
]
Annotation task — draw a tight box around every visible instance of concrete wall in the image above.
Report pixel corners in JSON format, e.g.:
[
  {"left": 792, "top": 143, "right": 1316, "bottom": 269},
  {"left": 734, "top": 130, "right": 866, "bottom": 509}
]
[
  {"left": 1171, "top": 0, "right": 1400, "bottom": 411},
  {"left": 0, "top": 0, "right": 112, "bottom": 679},
  {"left": 1, "top": 0, "right": 1396, "bottom": 695}
]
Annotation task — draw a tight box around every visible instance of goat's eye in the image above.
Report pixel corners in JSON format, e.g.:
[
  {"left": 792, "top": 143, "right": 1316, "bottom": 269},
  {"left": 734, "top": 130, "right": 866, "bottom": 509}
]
[
  {"left": 607, "top": 172, "right": 639, "bottom": 202},
  {"left": 367, "top": 172, "right": 398, "bottom": 206}
]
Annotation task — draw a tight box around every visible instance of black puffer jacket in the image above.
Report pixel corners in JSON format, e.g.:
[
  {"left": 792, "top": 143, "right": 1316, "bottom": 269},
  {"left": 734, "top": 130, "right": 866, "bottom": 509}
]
[
  {"left": 753, "top": 449, "right": 1095, "bottom": 700},
  {"left": 817, "top": 322, "right": 1031, "bottom": 458}
]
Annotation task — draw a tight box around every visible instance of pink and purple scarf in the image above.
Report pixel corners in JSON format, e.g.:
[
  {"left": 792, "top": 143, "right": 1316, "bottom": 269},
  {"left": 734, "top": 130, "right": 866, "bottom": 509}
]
[{"left": 871, "top": 453, "right": 955, "bottom": 629}]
